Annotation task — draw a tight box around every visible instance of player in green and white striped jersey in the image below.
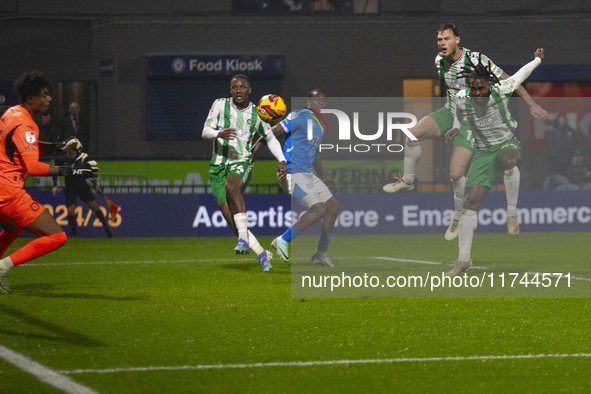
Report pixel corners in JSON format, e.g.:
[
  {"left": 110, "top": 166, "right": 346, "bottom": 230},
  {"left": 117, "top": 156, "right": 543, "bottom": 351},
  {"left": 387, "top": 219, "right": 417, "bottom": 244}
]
[
  {"left": 205, "top": 97, "right": 266, "bottom": 167},
  {"left": 436, "top": 45, "right": 503, "bottom": 113},
  {"left": 202, "top": 74, "right": 288, "bottom": 271},
  {"left": 383, "top": 23, "right": 547, "bottom": 242},
  {"left": 445, "top": 48, "right": 545, "bottom": 277}
]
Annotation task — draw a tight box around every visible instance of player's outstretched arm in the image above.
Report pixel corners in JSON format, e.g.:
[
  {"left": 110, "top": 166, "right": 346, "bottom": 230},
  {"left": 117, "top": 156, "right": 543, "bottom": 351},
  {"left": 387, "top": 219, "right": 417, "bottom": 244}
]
[
  {"left": 263, "top": 132, "right": 287, "bottom": 180},
  {"left": 38, "top": 136, "right": 82, "bottom": 155},
  {"left": 252, "top": 123, "right": 287, "bottom": 161},
  {"left": 503, "top": 48, "right": 547, "bottom": 119},
  {"left": 511, "top": 48, "right": 545, "bottom": 87},
  {"left": 263, "top": 132, "right": 286, "bottom": 163},
  {"left": 55, "top": 136, "right": 82, "bottom": 152},
  {"left": 22, "top": 149, "right": 97, "bottom": 179}
]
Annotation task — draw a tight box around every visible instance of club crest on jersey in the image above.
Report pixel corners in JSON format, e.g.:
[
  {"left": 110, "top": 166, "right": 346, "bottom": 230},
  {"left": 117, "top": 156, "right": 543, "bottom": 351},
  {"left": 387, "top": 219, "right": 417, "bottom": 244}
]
[
  {"left": 26, "top": 132, "right": 36, "bottom": 143},
  {"left": 247, "top": 119, "right": 253, "bottom": 125}
]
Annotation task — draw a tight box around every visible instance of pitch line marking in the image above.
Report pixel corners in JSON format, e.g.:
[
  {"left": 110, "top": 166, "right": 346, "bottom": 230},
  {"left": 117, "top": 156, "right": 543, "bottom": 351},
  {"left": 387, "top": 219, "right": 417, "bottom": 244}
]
[
  {"left": 23, "top": 255, "right": 382, "bottom": 267},
  {"left": 370, "top": 256, "right": 442, "bottom": 266},
  {"left": 60, "top": 353, "right": 591, "bottom": 374},
  {"left": 23, "top": 258, "right": 244, "bottom": 266},
  {"left": 0, "top": 344, "right": 98, "bottom": 394},
  {"left": 370, "top": 256, "right": 591, "bottom": 282}
]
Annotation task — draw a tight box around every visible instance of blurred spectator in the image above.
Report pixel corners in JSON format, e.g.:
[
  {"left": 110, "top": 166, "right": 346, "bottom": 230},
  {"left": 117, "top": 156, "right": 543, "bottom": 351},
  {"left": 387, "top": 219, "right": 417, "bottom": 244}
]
[
  {"left": 34, "top": 112, "right": 60, "bottom": 162},
  {"left": 543, "top": 173, "right": 569, "bottom": 190},
  {"left": 566, "top": 149, "right": 591, "bottom": 189},
  {"left": 57, "top": 102, "right": 89, "bottom": 152},
  {"left": 282, "top": 0, "right": 303, "bottom": 10},
  {"left": 547, "top": 113, "right": 576, "bottom": 175},
  {"left": 311, "top": 0, "right": 347, "bottom": 10},
  {"left": 34, "top": 112, "right": 58, "bottom": 142}
]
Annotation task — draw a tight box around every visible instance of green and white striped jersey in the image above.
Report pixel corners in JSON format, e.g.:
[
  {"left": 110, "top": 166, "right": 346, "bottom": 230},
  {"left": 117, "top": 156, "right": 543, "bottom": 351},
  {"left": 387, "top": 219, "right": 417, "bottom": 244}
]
[
  {"left": 204, "top": 98, "right": 271, "bottom": 166},
  {"left": 454, "top": 79, "right": 519, "bottom": 150},
  {"left": 435, "top": 48, "right": 504, "bottom": 107}
]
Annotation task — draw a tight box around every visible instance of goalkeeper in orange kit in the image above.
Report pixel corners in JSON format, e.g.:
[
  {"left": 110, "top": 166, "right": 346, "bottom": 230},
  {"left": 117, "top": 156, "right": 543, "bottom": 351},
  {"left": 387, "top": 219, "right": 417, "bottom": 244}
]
[{"left": 0, "top": 70, "right": 98, "bottom": 294}]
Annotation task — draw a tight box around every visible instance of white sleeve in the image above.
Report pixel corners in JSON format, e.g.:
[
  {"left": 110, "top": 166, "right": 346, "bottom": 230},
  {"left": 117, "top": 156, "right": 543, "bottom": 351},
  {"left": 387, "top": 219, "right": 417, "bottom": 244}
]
[
  {"left": 451, "top": 92, "right": 464, "bottom": 129},
  {"left": 508, "top": 57, "right": 542, "bottom": 87},
  {"left": 202, "top": 99, "right": 222, "bottom": 139},
  {"left": 202, "top": 127, "right": 219, "bottom": 140},
  {"left": 264, "top": 132, "right": 286, "bottom": 162}
]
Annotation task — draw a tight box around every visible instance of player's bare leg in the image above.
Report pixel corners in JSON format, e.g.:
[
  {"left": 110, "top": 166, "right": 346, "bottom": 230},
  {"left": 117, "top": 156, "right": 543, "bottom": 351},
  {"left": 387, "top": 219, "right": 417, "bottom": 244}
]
[
  {"left": 445, "top": 146, "right": 473, "bottom": 241},
  {"left": 383, "top": 116, "right": 441, "bottom": 193},
  {"left": 294, "top": 203, "right": 328, "bottom": 232},
  {"left": 218, "top": 201, "right": 238, "bottom": 235}
]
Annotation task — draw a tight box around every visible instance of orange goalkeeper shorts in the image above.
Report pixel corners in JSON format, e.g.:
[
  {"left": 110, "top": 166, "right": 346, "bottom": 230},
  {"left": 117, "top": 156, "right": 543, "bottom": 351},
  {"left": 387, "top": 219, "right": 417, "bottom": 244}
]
[{"left": 0, "top": 185, "right": 45, "bottom": 228}]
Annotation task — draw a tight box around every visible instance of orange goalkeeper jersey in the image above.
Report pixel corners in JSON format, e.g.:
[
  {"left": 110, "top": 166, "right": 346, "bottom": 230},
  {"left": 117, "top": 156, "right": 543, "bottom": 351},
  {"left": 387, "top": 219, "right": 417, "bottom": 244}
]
[{"left": 0, "top": 105, "right": 50, "bottom": 189}]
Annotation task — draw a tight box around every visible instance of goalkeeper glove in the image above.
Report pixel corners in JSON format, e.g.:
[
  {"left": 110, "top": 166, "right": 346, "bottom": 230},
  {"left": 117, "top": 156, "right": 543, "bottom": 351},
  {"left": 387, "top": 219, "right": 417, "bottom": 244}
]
[
  {"left": 59, "top": 160, "right": 98, "bottom": 179},
  {"left": 55, "top": 137, "right": 82, "bottom": 152},
  {"left": 74, "top": 151, "right": 88, "bottom": 163}
]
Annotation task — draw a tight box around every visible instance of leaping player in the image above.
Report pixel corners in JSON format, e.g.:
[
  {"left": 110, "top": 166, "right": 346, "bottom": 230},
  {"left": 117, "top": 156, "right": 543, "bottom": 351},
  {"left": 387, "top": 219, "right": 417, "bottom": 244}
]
[
  {"left": 445, "top": 48, "right": 545, "bottom": 276},
  {"left": 383, "top": 23, "right": 547, "bottom": 240}
]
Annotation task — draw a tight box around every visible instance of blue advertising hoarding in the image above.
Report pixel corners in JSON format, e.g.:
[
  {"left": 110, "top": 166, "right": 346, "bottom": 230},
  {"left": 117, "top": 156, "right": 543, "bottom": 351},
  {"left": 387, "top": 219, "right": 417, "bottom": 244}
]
[
  {"left": 28, "top": 190, "right": 591, "bottom": 238},
  {"left": 146, "top": 55, "right": 285, "bottom": 77}
]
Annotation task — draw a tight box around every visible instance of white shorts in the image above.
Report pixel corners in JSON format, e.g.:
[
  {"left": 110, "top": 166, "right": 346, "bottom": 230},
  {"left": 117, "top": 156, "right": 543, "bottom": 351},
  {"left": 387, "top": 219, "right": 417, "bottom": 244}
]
[{"left": 287, "top": 172, "right": 333, "bottom": 210}]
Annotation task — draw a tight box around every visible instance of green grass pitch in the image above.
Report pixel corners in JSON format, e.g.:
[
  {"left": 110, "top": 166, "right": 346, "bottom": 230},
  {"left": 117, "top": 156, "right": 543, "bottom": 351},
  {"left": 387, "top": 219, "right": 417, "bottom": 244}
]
[{"left": 0, "top": 233, "right": 589, "bottom": 393}]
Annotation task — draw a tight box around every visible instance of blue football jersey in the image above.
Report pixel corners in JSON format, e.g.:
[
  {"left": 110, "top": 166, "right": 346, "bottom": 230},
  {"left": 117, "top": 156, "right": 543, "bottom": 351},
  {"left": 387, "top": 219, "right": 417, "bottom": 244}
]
[{"left": 278, "top": 108, "right": 327, "bottom": 173}]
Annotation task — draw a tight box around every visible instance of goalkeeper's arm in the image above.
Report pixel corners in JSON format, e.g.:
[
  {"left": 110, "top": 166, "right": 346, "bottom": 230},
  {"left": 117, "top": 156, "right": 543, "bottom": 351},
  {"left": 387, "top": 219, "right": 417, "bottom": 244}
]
[
  {"left": 57, "top": 159, "right": 98, "bottom": 179},
  {"left": 38, "top": 136, "right": 82, "bottom": 155},
  {"left": 23, "top": 156, "right": 98, "bottom": 179},
  {"left": 22, "top": 137, "right": 96, "bottom": 178}
]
